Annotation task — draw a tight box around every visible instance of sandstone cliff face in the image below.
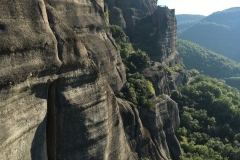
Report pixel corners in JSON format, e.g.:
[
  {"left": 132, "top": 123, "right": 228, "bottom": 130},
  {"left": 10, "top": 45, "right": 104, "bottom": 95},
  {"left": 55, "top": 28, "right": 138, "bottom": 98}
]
[
  {"left": 117, "top": 96, "right": 181, "bottom": 160},
  {"left": 0, "top": 0, "right": 181, "bottom": 160},
  {"left": 140, "top": 95, "right": 181, "bottom": 160},
  {"left": 106, "top": 2, "right": 181, "bottom": 66},
  {"left": 142, "top": 66, "right": 170, "bottom": 96},
  {"left": 106, "top": 0, "right": 157, "bottom": 15},
  {"left": 109, "top": 7, "right": 127, "bottom": 30},
  {"left": 46, "top": 0, "right": 126, "bottom": 94},
  {"left": 152, "top": 6, "right": 180, "bottom": 66},
  {"left": 0, "top": 1, "right": 130, "bottom": 159}
]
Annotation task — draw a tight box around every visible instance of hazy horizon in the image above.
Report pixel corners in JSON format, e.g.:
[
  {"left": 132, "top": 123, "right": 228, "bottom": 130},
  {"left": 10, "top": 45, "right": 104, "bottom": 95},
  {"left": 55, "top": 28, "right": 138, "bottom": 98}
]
[{"left": 157, "top": 0, "right": 240, "bottom": 16}]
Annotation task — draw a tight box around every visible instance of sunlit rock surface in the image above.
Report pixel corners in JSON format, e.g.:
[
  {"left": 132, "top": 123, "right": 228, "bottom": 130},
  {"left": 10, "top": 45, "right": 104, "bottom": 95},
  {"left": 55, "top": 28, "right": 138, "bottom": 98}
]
[{"left": 0, "top": 0, "right": 181, "bottom": 160}]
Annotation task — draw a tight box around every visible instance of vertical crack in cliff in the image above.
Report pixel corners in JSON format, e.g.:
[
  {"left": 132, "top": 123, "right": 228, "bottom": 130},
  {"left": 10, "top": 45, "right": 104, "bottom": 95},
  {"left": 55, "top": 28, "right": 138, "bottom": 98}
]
[{"left": 46, "top": 81, "right": 57, "bottom": 160}]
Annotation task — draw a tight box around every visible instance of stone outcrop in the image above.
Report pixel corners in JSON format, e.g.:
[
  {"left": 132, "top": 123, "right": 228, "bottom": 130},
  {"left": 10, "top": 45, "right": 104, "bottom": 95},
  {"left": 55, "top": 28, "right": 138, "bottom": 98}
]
[
  {"left": 169, "top": 71, "right": 188, "bottom": 90},
  {"left": 123, "top": 8, "right": 147, "bottom": 38},
  {"left": 0, "top": 0, "right": 182, "bottom": 160},
  {"left": 142, "top": 66, "right": 170, "bottom": 96},
  {"left": 140, "top": 95, "right": 181, "bottom": 160},
  {"left": 152, "top": 6, "right": 180, "bottom": 66},
  {"left": 106, "top": 1, "right": 181, "bottom": 67},
  {"left": 118, "top": 97, "right": 181, "bottom": 160},
  {"left": 109, "top": 7, "right": 127, "bottom": 30},
  {"left": 106, "top": 0, "right": 157, "bottom": 15},
  {"left": 46, "top": 0, "right": 126, "bottom": 94}
]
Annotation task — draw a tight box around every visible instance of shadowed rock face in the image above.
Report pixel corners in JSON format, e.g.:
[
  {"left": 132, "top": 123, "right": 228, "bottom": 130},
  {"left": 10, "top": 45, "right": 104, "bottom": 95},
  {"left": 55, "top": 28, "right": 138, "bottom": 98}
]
[
  {"left": 142, "top": 66, "right": 170, "bottom": 96},
  {"left": 0, "top": 0, "right": 181, "bottom": 160},
  {"left": 106, "top": 0, "right": 157, "bottom": 15},
  {"left": 152, "top": 6, "right": 180, "bottom": 66},
  {"left": 109, "top": 7, "right": 127, "bottom": 30},
  {"left": 105, "top": 2, "right": 181, "bottom": 67}
]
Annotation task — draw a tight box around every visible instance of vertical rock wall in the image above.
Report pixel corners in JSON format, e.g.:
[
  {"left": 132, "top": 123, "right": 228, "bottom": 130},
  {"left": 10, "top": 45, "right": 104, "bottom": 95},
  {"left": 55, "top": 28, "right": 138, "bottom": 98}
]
[
  {"left": 46, "top": 0, "right": 126, "bottom": 94},
  {"left": 153, "top": 6, "right": 180, "bottom": 66},
  {"left": 0, "top": 0, "right": 181, "bottom": 160},
  {"left": 106, "top": 0, "right": 157, "bottom": 15},
  {"left": 0, "top": 1, "right": 131, "bottom": 159}
]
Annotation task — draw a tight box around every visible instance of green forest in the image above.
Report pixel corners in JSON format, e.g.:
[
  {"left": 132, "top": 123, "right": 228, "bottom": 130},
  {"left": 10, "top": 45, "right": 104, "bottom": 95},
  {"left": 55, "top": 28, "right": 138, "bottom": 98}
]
[
  {"left": 178, "top": 39, "right": 240, "bottom": 79},
  {"left": 178, "top": 39, "right": 240, "bottom": 90},
  {"left": 172, "top": 76, "right": 240, "bottom": 159}
]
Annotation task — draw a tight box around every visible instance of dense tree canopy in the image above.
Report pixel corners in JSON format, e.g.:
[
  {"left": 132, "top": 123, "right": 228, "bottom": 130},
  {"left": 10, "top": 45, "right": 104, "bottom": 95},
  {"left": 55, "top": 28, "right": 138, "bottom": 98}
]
[
  {"left": 172, "top": 76, "right": 240, "bottom": 159},
  {"left": 178, "top": 39, "right": 240, "bottom": 90}
]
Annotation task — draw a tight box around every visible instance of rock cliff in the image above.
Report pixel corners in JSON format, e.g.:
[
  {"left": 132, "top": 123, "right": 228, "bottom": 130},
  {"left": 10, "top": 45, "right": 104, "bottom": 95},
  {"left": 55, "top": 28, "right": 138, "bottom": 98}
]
[
  {"left": 152, "top": 6, "right": 180, "bottom": 66},
  {"left": 106, "top": 2, "right": 181, "bottom": 66},
  {"left": 46, "top": 0, "right": 126, "bottom": 94},
  {"left": 106, "top": 0, "right": 157, "bottom": 15},
  {"left": 0, "top": 0, "right": 181, "bottom": 160}
]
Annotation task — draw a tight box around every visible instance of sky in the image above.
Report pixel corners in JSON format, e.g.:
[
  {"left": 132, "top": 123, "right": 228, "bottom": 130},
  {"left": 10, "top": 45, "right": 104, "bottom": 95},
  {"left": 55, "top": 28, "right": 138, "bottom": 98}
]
[{"left": 157, "top": 0, "right": 240, "bottom": 16}]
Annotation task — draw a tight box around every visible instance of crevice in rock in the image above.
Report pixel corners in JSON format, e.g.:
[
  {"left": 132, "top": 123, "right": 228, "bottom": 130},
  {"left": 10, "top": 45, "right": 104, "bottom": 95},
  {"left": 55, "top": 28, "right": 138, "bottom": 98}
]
[
  {"left": 0, "top": 23, "right": 6, "bottom": 30},
  {"left": 106, "top": 33, "right": 118, "bottom": 50},
  {"left": 116, "top": 66, "right": 124, "bottom": 82},
  {"left": 46, "top": 81, "right": 57, "bottom": 160}
]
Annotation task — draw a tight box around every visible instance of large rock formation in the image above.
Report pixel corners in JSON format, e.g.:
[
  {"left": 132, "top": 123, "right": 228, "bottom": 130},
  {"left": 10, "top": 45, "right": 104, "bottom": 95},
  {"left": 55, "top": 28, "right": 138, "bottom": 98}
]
[
  {"left": 105, "top": 0, "right": 157, "bottom": 15},
  {"left": 152, "top": 6, "right": 180, "bottom": 66},
  {"left": 109, "top": 7, "right": 127, "bottom": 30},
  {"left": 0, "top": 0, "right": 181, "bottom": 160},
  {"left": 142, "top": 66, "right": 170, "bottom": 96},
  {"left": 46, "top": 0, "right": 126, "bottom": 94},
  {"left": 0, "top": 1, "right": 129, "bottom": 159},
  {"left": 140, "top": 95, "right": 181, "bottom": 160},
  {"left": 105, "top": 2, "right": 181, "bottom": 66}
]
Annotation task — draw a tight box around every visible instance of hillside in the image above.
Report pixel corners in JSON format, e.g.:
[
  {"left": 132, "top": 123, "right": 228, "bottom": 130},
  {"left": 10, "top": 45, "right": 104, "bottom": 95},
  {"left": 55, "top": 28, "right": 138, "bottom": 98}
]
[
  {"left": 178, "top": 39, "right": 240, "bottom": 78},
  {"left": 178, "top": 7, "right": 240, "bottom": 62},
  {"left": 178, "top": 39, "right": 240, "bottom": 90},
  {"left": 176, "top": 14, "right": 205, "bottom": 34}
]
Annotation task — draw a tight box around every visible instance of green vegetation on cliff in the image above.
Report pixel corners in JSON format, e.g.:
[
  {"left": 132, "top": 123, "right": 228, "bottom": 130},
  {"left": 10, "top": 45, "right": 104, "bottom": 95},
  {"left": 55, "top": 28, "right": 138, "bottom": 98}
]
[
  {"left": 111, "top": 25, "right": 155, "bottom": 107},
  {"left": 172, "top": 76, "right": 240, "bottom": 159}
]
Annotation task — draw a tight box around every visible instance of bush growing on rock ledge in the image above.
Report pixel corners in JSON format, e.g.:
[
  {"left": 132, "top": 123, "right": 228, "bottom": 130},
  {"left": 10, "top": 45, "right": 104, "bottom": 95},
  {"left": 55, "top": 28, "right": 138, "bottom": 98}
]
[
  {"left": 110, "top": 25, "right": 126, "bottom": 43},
  {"left": 118, "top": 72, "right": 155, "bottom": 107}
]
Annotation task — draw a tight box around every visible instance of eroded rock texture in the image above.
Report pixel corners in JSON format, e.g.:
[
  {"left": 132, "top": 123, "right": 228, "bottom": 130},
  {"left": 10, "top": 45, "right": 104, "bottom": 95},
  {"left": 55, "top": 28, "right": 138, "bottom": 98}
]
[
  {"left": 152, "top": 6, "right": 180, "bottom": 66},
  {"left": 109, "top": 7, "right": 127, "bottom": 30},
  {"left": 105, "top": 2, "right": 181, "bottom": 66},
  {"left": 0, "top": 0, "right": 181, "bottom": 160},
  {"left": 106, "top": 0, "right": 157, "bottom": 15},
  {"left": 140, "top": 95, "right": 181, "bottom": 160},
  {"left": 46, "top": 0, "right": 126, "bottom": 94},
  {"left": 0, "top": 1, "right": 130, "bottom": 159},
  {"left": 142, "top": 66, "right": 170, "bottom": 96}
]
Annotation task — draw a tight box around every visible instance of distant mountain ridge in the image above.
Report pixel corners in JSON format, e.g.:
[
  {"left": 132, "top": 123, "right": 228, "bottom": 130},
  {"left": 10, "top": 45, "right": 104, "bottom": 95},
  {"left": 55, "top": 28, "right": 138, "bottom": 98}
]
[
  {"left": 176, "top": 14, "right": 205, "bottom": 34},
  {"left": 178, "top": 39, "right": 240, "bottom": 90},
  {"left": 178, "top": 7, "right": 240, "bottom": 62}
]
